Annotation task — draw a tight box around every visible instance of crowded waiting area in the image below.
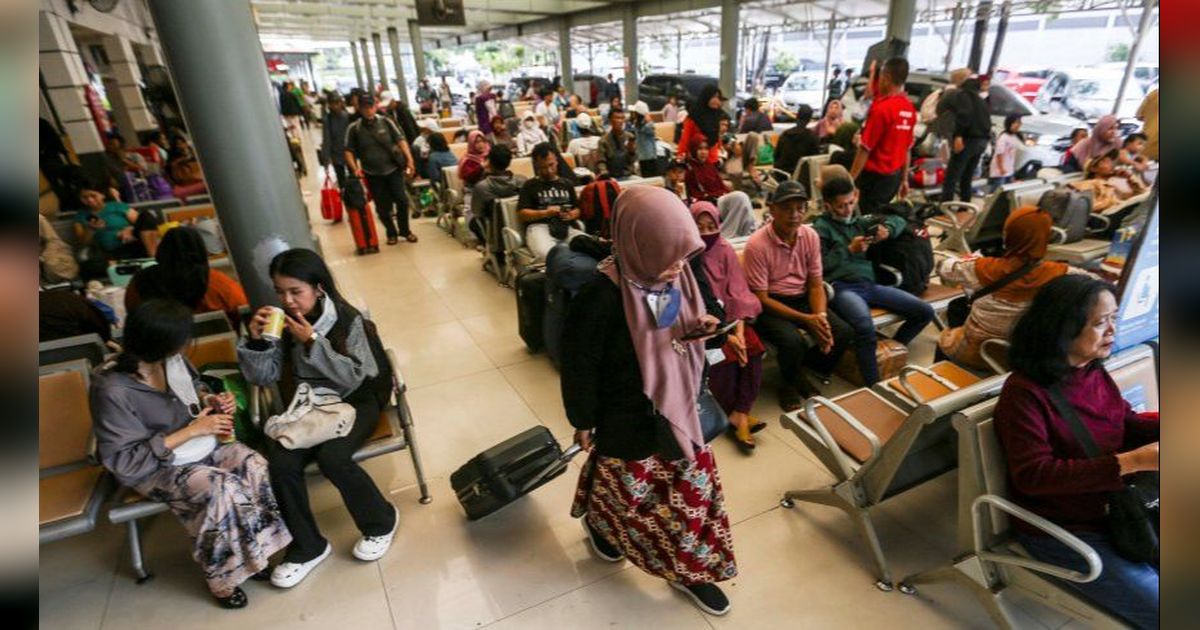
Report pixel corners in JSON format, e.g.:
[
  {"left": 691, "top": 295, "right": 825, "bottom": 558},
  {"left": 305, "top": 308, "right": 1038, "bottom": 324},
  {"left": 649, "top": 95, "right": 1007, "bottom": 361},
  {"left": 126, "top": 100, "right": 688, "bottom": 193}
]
[{"left": 38, "top": 0, "right": 1161, "bottom": 627}]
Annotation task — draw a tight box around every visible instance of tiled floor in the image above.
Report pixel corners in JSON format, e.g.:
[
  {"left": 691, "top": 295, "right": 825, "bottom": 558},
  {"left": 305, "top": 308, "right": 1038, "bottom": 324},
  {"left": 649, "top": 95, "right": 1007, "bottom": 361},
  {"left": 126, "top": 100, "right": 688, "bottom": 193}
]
[{"left": 40, "top": 129, "right": 1073, "bottom": 629}]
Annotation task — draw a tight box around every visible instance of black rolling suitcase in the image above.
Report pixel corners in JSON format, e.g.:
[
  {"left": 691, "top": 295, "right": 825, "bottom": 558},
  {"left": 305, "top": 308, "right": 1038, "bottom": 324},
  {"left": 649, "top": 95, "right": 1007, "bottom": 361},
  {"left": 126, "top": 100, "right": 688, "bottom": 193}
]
[
  {"left": 516, "top": 267, "right": 547, "bottom": 352},
  {"left": 451, "top": 426, "right": 582, "bottom": 521}
]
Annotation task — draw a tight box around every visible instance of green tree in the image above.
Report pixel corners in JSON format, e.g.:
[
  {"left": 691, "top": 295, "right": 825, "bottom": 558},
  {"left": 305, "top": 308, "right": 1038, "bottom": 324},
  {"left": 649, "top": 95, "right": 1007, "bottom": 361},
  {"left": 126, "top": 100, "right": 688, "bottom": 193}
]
[
  {"left": 772, "top": 50, "right": 799, "bottom": 75},
  {"left": 1106, "top": 42, "right": 1131, "bottom": 62},
  {"left": 426, "top": 49, "right": 451, "bottom": 75},
  {"left": 473, "top": 43, "right": 521, "bottom": 76}
]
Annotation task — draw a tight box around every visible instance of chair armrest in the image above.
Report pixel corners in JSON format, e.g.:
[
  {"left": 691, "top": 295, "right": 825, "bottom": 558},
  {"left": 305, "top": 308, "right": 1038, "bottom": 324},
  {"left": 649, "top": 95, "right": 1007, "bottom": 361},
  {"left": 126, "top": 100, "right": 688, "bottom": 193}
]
[
  {"left": 876, "top": 264, "right": 903, "bottom": 288},
  {"left": 1048, "top": 226, "right": 1068, "bottom": 245},
  {"left": 897, "top": 364, "right": 959, "bottom": 403},
  {"left": 802, "top": 396, "right": 881, "bottom": 475},
  {"left": 1087, "top": 213, "right": 1111, "bottom": 235},
  {"left": 767, "top": 168, "right": 793, "bottom": 181},
  {"left": 823, "top": 281, "right": 835, "bottom": 301},
  {"left": 971, "top": 494, "right": 1102, "bottom": 583},
  {"left": 979, "top": 338, "right": 1011, "bottom": 375},
  {"left": 502, "top": 226, "right": 525, "bottom": 251},
  {"left": 937, "top": 201, "right": 980, "bottom": 229}
]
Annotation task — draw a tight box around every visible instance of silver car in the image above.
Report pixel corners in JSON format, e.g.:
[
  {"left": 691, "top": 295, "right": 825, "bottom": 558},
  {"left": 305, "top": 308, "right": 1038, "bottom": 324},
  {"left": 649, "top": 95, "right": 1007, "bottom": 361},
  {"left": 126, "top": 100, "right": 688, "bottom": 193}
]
[{"left": 841, "top": 71, "right": 1081, "bottom": 171}]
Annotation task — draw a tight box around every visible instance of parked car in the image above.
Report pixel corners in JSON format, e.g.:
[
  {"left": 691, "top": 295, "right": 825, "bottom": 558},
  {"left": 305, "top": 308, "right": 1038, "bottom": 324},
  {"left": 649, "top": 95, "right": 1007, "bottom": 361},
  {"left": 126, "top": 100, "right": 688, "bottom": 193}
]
[
  {"left": 1033, "top": 67, "right": 1145, "bottom": 120},
  {"left": 993, "top": 67, "right": 1049, "bottom": 104},
  {"left": 638, "top": 73, "right": 719, "bottom": 111},
  {"left": 842, "top": 71, "right": 1081, "bottom": 171},
  {"left": 505, "top": 76, "right": 551, "bottom": 102},
  {"left": 775, "top": 71, "right": 828, "bottom": 112},
  {"left": 1100, "top": 61, "right": 1159, "bottom": 91},
  {"left": 556, "top": 73, "right": 616, "bottom": 107}
]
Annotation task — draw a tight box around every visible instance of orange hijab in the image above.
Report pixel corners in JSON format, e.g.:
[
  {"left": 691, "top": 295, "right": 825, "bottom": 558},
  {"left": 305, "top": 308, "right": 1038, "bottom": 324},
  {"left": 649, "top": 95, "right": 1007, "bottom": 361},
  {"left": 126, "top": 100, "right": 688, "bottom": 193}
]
[{"left": 973, "top": 206, "right": 1069, "bottom": 303}]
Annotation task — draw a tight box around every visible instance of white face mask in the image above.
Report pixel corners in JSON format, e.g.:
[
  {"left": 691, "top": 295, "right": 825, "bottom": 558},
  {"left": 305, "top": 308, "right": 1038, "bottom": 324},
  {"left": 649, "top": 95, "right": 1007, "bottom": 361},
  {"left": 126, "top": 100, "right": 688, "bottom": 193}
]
[{"left": 523, "top": 120, "right": 536, "bottom": 130}]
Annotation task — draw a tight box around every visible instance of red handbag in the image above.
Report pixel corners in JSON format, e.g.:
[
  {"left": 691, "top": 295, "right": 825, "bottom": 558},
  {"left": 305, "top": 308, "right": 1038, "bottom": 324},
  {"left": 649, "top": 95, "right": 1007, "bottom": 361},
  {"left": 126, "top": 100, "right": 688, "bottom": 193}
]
[{"left": 320, "top": 169, "right": 343, "bottom": 223}]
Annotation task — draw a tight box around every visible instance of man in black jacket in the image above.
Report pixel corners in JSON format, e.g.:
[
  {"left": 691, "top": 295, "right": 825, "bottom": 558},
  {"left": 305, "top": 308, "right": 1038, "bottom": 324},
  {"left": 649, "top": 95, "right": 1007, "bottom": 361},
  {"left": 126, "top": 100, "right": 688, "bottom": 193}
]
[
  {"left": 942, "top": 77, "right": 991, "bottom": 202},
  {"left": 772, "top": 104, "right": 818, "bottom": 179}
]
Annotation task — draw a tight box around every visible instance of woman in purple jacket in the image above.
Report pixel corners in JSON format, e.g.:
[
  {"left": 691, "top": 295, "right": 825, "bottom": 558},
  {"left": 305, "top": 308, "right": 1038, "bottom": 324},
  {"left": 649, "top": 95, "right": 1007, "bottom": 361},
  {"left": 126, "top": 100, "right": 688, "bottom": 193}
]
[{"left": 994, "top": 274, "right": 1159, "bottom": 629}]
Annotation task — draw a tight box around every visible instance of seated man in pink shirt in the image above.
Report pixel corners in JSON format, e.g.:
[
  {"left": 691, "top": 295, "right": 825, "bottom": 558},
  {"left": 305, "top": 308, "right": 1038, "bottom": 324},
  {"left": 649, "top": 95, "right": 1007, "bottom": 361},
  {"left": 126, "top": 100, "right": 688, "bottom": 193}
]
[{"left": 744, "top": 181, "right": 853, "bottom": 411}]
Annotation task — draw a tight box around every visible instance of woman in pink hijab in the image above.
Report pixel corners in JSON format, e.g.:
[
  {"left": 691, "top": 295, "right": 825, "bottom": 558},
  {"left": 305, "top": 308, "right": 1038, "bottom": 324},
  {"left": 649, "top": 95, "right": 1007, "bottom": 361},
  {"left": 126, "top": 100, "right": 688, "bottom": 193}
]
[
  {"left": 457, "top": 129, "right": 490, "bottom": 187},
  {"left": 562, "top": 186, "right": 737, "bottom": 617},
  {"left": 1064, "top": 114, "right": 1120, "bottom": 173},
  {"left": 691, "top": 201, "right": 766, "bottom": 452}
]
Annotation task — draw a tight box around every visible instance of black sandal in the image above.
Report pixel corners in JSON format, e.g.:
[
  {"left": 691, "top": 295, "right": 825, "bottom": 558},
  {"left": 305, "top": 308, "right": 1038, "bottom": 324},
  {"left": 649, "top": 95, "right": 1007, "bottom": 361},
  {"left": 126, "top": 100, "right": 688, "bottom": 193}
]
[{"left": 215, "top": 587, "right": 248, "bottom": 609}]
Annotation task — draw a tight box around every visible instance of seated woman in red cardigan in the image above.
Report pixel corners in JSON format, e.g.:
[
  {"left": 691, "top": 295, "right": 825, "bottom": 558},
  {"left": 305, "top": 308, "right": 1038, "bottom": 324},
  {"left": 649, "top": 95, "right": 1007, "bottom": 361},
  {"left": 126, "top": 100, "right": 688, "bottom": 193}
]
[{"left": 994, "top": 274, "right": 1158, "bottom": 630}]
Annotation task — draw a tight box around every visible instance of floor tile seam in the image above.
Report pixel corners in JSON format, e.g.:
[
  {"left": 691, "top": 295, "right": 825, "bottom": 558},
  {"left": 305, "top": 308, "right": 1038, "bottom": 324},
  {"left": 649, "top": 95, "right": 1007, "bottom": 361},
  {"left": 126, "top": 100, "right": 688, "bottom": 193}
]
[
  {"left": 474, "top": 563, "right": 639, "bottom": 629},
  {"left": 401, "top": 363, "right": 503, "bottom": 393}
]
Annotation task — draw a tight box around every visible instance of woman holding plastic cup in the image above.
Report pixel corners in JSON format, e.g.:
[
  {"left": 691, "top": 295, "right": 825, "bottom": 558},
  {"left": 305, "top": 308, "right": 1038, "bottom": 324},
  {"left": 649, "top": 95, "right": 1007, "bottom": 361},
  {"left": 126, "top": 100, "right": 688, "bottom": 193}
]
[
  {"left": 91, "top": 299, "right": 291, "bottom": 609},
  {"left": 238, "top": 248, "right": 399, "bottom": 590}
]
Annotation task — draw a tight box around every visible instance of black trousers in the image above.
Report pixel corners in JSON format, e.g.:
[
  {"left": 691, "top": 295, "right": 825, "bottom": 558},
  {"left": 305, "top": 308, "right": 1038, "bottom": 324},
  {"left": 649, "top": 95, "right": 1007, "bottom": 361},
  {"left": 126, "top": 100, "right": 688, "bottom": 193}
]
[
  {"left": 856, "top": 169, "right": 903, "bottom": 215},
  {"left": 752, "top": 293, "right": 853, "bottom": 384},
  {"left": 364, "top": 170, "right": 411, "bottom": 239},
  {"left": 330, "top": 161, "right": 349, "bottom": 188},
  {"left": 267, "top": 389, "right": 395, "bottom": 563},
  {"left": 943, "top": 137, "right": 989, "bottom": 202}
]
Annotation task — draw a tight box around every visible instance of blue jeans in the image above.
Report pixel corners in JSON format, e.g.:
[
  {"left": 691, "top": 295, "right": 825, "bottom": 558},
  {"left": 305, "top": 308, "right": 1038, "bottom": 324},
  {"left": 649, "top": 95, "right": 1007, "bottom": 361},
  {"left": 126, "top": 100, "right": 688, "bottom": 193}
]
[
  {"left": 830, "top": 281, "right": 935, "bottom": 385},
  {"left": 1015, "top": 530, "right": 1158, "bottom": 630}
]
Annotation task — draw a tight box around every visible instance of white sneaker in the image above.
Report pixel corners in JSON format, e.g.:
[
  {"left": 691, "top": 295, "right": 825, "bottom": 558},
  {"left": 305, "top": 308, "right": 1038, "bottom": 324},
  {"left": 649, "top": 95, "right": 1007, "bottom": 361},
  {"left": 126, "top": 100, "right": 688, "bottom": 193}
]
[
  {"left": 352, "top": 505, "right": 399, "bottom": 561},
  {"left": 270, "top": 543, "right": 332, "bottom": 588}
]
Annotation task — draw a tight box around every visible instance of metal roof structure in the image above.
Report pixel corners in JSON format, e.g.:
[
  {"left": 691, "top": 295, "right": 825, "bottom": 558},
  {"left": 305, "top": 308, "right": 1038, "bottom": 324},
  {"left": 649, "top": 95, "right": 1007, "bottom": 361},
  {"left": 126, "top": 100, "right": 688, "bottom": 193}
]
[{"left": 249, "top": 0, "right": 1152, "bottom": 48}]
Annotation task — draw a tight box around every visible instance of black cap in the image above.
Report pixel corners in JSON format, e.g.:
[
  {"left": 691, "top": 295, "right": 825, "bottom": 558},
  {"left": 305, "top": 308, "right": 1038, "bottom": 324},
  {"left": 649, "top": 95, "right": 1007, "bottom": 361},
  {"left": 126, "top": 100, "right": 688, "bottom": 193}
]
[
  {"left": 666, "top": 158, "right": 688, "bottom": 170},
  {"left": 358, "top": 94, "right": 376, "bottom": 106},
  {"left": 769, "top": 180, "right": 809, "bottom": 204}
]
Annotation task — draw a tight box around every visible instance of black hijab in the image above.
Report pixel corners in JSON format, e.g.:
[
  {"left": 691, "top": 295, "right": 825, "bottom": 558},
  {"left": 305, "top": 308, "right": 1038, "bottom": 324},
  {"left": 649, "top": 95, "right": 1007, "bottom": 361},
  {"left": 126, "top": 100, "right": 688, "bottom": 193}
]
[{"left": 690, "top": 84, "right": 724, "bottom": 146}]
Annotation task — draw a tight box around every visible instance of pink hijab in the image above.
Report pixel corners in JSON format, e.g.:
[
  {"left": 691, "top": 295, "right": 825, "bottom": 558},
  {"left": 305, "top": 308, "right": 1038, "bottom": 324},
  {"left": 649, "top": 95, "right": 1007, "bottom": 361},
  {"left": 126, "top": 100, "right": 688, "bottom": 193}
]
[
  {"left": 597, "top": 187, "right": 708, "bottom": 460},
  {"left": 690, "top": 202, "right": 763, "bottom": 322},
  {"left": 460, "top": 129, "right": 490, "bottom": 167},
  {"left": 1070, "top": 115, "right": 1120, "bottom": 167}
]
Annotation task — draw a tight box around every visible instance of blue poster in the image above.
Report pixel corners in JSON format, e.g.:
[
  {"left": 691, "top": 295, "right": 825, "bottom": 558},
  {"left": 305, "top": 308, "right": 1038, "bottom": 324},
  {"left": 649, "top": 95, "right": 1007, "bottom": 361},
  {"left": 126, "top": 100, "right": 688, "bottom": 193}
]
[{"left": 1114, "top": 196, "right": 1159, "bottom": 352}]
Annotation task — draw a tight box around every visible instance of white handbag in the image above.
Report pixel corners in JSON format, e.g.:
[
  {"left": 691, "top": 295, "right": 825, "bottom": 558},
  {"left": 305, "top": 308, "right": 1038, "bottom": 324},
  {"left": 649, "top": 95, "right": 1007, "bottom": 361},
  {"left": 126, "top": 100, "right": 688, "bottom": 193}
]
[{"left": 264, "top": 383, "right": 355, "bottom": 450}]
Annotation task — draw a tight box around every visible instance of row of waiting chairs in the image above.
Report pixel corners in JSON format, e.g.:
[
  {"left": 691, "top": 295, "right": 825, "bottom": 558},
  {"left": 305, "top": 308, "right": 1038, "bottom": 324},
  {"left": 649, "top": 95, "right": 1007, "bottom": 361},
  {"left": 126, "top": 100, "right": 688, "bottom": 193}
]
[
  {"left": 38, "top": 313, "right": 433, "bottom": 584},
  {"left": 776, "top": 330, "right": 1157, "bottom": 627}
]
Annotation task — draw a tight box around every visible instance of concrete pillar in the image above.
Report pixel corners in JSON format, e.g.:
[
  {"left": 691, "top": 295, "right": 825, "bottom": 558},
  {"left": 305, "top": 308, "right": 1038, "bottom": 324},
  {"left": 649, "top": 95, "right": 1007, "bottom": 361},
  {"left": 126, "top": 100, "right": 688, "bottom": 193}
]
[
  {"left": 622, "top": 5, "right": 638, "bottom": 103},
  {"left": 360, "top": 37, "right": 375, "bottom": 91},
  {"left": 719, "top": 0, "right": 738, "bottom": 105},
  {"left": 987, "top": 1, "right": 1012, "bottom": 75},
  {"left": 408, "top": 20, "right": 427, "bottom": 87},
  {"left": 146, "top": 0, "right": 316, "bottom": 307},
  {"left": 1114, "top": 0, "right": 1156, "bottom": 116},
  {"left": 39, "top": 10, "right": 107, "bottom": 181},
  {"left": 967, "top": 1, "right": 993, "bottom": 73},
  {"left": 943, "top": 2, "right": 965, "bottom": 71},
  {"left": 558, "top": 18, "right": 572, "bottom": 89},
  {"left": 387, "top": 26, "right": 410, "bottom": 107},
  {"left": 371, "top": 33, "right": 388, "bottom": 95},
  {"left": 349, "top": 40, "right": 364, "bottom": 89},
  {"left": 822, "top": 15, "right": 836, "bottom": 104},
  {"left": 101, "top": 35, "right": 159, "bottom": 145},
  {"left": 676, "top": 31, "right": 682, "bottom": 73},
  {"left": 885, "top": 0, "right": 917, "bottom": 44}
]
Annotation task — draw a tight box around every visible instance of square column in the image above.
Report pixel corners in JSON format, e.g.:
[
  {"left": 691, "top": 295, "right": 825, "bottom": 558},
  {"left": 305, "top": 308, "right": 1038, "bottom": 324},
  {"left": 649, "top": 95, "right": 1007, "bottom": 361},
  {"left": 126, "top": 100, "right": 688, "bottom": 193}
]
[
  {"left": 39, "top": 10, "right": 104, "bottom": 157},
  {"left": 558, "top": 18, "right": 572, "bottom": 90},
  {"left": 360, "top": 37, "right": 375, "bottom": 91},
  {"left": 622, "top": 6, "right": 637, "bottom": 103},
  {"left": 408, "top": 20, "right": 427, "bottom": 86},
  {"left": 372, "top": 32, "right": 388, "bottom": 94},
  {"left": 387, "top": 26, "right": 410, "bottom": 106},
  {"left": 102, "top": 35, "right": 159, "bottom": 144},
  {"left": 718, "top": 0, "right": 738, "bottom": 104},
  {"left": 349, "top": 40, "right": 365, "bottom": 89}
]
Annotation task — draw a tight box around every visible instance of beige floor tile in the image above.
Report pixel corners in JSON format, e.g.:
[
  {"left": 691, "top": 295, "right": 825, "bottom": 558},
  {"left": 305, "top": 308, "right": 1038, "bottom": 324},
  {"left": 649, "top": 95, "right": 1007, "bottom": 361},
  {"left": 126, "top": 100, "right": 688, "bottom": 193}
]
[
  {"left": 402, "top": 370, "right": 543, "bottom": 478},
  {"left": 385, "top": 320, "right": 496, "bottom": 389},
  {"left": 706, "top": 425, "right": 834, "bottom": 526},
  {"left": 99, "top": 508, "right": 393, "bottom": 630},
  {"left": 461, "top": 309, "right": 537, "bottom": 368},
  {"left": 499, "top": 358, "right": 573, "bottom": 440},
  {"left": 378, "top": 476, "right": 625, "bottom": 629},
  {"left": 39, "top": 520, "right": 123, "bottom": 630},
  {"left": 482, "top": 565, "right": 713, "bottom": 630}
]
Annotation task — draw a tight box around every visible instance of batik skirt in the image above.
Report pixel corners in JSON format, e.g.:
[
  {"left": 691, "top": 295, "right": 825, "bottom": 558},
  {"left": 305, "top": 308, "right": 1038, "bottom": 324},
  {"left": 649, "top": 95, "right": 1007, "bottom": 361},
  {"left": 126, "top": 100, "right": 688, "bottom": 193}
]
[
  {"left": 571, "top": 445, "right": 737, "bottom": 585},
  {"left": 134, "top": 442, "right": 292, "bottom": 597}
]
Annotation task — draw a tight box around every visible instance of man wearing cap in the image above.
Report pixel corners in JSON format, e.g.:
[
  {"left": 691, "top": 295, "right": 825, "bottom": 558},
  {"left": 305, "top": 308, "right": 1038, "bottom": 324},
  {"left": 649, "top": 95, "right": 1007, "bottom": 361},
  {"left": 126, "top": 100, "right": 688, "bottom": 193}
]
[
  {"left": 744, "top": 181, "right": 853, "bottom": 410},
  {"left": 344, "top": 94, "right": 418, "bottom": 245},
  {"left": 664, "top": 158, "right": 693, "bottom": 204},
  {"left": 597, "top": 108, "right": 637, "bottom": 179},
  {"left": 738, "top": 98, "right": 773, "bottom": 134},
  {"left": 411, "top": 117, "right": 441, "bottom": 182}
]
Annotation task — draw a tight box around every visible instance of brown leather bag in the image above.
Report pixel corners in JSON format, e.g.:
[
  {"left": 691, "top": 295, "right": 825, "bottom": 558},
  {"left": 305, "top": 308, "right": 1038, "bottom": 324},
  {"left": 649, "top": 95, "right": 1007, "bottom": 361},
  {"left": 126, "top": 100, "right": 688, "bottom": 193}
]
[{"left": 835, "top": 339, "right": 909, "bottom": 387}]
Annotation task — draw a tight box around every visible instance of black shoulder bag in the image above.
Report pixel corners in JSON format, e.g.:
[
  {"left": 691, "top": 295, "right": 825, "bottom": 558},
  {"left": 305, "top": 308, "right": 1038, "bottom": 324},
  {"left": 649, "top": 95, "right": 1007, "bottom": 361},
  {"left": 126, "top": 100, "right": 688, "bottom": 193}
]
[
  {"left": 1046, "top": 385, "right": 1160, "bottom": 564},
  {"left": 360, "top": 118, "right": 408, "bottom": 174},
  {"left": 946, "top": 260, "right": 1038, "bottom": 329}
]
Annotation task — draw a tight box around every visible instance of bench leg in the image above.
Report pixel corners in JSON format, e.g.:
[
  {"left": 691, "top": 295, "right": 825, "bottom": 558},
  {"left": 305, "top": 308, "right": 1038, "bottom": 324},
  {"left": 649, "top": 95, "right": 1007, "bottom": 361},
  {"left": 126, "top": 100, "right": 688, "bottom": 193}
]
[
  {"left": 852, "top": 508, "right": 894, "bottom": 591},
  {"left": 398, "top": 397, "right": 433, "bottom": 505},
  {"left": 126, "top": 520, "right": 154, "bottom": 584}
]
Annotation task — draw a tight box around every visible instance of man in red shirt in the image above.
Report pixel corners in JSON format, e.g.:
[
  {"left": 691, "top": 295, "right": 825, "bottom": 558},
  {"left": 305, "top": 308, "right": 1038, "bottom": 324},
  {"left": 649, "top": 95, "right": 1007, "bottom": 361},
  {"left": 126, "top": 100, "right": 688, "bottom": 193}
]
[{"left": 851, "top": 57, "right": 916, "bottom": 214}]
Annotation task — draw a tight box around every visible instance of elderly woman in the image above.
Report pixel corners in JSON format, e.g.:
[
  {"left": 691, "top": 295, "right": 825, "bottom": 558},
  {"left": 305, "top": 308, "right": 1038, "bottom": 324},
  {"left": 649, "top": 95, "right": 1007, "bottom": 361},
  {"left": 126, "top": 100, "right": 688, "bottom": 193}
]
[
  {"left": 91, "top": 299, "right": 290, "bottom": 608},
  {"left": 692, "top": 201, "right": 767, "bottom": 451},
  {"left": 936, "top": 206, "right": 1088, "bottom": 369},
  {"left": 563, "top": 186, "right": 737, "bottom": 617},
  {"left": 995, "top": 274, "right": 1159, "bottom": 629}
]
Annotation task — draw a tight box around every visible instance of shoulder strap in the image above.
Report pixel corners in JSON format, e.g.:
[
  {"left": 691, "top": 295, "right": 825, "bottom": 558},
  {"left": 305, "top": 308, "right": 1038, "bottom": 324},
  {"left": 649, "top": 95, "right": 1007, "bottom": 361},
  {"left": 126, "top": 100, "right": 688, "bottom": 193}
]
[
  {"left": 970, "top": 260, "right": 1039, "bottom": 304},
  {"left": 1045, "top": 384, "right": 1102, "bottom": 459}
]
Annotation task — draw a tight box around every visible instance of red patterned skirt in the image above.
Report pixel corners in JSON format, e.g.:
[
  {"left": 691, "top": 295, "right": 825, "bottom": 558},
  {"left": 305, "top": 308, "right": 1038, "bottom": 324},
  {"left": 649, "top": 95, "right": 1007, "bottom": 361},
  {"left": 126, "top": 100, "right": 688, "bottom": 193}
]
[{"left": 571, "top": 446, "right": 737, "bottom": 584}]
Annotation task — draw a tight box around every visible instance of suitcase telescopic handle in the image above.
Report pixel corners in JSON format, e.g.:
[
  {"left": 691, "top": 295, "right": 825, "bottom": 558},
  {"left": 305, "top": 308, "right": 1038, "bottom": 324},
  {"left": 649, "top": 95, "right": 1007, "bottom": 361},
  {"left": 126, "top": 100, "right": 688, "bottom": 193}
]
[{"left": 520, "top": 443, "right": 585, "bottom": 493}]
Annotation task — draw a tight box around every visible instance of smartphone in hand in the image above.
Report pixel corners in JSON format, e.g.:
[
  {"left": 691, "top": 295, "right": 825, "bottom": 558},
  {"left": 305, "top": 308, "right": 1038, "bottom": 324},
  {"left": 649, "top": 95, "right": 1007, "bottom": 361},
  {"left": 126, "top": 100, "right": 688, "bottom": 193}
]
[{"left": 679, "top": 320, "right": 738, "bottom": 341}]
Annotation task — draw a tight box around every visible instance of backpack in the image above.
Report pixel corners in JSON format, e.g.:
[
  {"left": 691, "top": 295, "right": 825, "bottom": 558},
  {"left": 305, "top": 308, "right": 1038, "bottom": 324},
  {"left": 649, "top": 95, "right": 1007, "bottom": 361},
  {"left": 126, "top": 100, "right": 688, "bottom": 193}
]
[
  {"left": 1038, "top": 189, "right": 1092, "bottom": 244},
  {"left": 578, "top": 177, "right": 621, "bottom": 238},
  {"left": 869, "top": 202, "right": 937, "bottom": 296}
]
